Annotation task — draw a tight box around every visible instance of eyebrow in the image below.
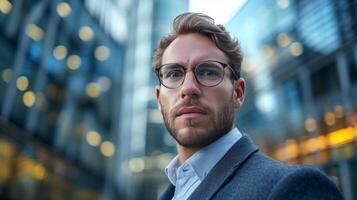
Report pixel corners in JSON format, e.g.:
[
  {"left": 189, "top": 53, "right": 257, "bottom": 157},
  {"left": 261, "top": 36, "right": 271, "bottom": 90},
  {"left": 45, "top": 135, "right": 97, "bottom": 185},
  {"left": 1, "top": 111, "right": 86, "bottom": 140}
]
[{"left": 160, "top": 59, "right": 224, "bottom": 69}]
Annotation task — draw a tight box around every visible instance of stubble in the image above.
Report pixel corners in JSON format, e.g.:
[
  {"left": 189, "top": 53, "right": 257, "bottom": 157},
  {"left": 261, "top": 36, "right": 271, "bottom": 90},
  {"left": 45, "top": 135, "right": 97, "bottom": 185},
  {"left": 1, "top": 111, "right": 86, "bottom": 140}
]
[{"left": 160, "top": 97, "right": 235, "bottom": 148}]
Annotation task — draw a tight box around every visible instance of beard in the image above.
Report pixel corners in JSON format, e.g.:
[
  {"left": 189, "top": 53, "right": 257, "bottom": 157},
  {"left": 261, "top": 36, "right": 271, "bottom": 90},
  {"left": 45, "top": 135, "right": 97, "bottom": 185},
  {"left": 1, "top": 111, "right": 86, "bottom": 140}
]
[{"left": 160, "top": 97, "right": 235, "bottom": 149}]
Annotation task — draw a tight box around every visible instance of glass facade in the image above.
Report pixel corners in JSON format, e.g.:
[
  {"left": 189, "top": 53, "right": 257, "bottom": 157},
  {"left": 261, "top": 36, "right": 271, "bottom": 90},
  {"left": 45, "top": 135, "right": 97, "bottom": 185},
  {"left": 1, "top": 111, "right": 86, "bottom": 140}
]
[
  {"left": 137, "top": 1, "right": 189, "bottom": 199},
  {"left": 226, "top": 0, "right": 357, "bottom": 199},
  {"left": 0, "top": 0, "right": 126, "bottom": 199},
  {"left": 0, "top": 0, "right": 190, "bottom": 199}
]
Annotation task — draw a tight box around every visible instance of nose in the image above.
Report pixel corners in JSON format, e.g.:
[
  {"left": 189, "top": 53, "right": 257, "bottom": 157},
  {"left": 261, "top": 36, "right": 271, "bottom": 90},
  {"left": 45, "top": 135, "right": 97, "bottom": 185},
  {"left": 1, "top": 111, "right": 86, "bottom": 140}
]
[{"left": 180, "top": 71, "right": 201, "bottom": 99}]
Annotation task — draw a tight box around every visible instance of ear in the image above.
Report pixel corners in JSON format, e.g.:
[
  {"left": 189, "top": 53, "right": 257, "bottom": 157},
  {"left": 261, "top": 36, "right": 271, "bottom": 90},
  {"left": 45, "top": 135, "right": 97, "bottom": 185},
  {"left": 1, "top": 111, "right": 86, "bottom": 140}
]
[
  {"left": 155, "top": 85, "right": 162, "bottom": 111},
  {"left": 233, "top": 78, "right": 245, "bottom": 109}
]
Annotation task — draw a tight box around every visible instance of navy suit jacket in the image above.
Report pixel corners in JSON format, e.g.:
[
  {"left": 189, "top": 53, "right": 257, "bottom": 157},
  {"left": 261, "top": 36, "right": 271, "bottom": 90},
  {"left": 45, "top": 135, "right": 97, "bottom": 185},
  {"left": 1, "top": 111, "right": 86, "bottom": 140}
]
[{"left": 161, "top": 136, "right": 344, "bottom": 200}]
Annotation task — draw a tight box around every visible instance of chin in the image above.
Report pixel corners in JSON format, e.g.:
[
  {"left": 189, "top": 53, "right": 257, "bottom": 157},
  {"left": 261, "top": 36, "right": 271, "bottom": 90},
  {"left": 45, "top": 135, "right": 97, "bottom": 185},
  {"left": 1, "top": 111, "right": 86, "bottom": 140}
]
[{"left": 173, "top": 126, "right": 218, "bottom": 148}]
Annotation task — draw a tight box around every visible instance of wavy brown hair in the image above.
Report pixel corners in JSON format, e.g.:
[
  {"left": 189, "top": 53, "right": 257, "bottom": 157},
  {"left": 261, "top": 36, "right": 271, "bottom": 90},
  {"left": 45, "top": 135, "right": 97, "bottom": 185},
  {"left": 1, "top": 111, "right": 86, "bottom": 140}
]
[{"left": 152, "top": 12, "right": 243, "bottom": 78}]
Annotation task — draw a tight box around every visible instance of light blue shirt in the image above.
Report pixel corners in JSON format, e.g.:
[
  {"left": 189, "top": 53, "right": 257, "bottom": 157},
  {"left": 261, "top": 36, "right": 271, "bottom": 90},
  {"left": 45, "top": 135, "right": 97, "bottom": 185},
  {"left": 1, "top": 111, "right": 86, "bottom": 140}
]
[{"left": 165, "top": 128, "right": 242, "bottom": 200}]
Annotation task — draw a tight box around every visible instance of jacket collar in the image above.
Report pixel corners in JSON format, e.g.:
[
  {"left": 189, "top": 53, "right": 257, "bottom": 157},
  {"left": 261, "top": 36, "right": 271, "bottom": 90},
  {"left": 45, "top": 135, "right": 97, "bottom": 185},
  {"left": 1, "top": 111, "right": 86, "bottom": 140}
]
[
  {"left": 188, "top": 135, "right": 258, "bottom": 200},
  {"left": 160, "top": 135, "right": 258, "bottom": 200}
]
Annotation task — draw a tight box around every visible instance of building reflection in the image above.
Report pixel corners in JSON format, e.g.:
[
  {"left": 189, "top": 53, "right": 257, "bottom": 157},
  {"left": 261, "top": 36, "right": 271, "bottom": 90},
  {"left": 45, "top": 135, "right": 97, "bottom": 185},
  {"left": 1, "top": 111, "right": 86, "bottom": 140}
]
[
  {"left": 0, "top": 0, "right": 125, "bottom": 199},
  {"left": 0, "top": 0, "right": 189, "bottom": 199},
  {"left": 226, "top": 0, "right": 357, "bottom": 199}
]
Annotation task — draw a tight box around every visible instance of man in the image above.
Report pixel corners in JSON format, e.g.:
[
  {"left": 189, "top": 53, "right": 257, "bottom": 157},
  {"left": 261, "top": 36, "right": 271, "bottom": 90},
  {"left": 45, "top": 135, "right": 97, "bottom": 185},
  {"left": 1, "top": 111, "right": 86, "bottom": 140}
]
[{"left": 153, "top": 12, "right": 343, "bottom": 200}]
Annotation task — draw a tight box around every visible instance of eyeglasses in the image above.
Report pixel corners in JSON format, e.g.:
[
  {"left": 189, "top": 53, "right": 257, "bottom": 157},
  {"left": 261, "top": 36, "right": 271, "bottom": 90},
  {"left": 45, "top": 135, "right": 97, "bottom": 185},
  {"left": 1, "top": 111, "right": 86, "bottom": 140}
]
[{"left": 155, "top": 60, "right": 239, "bottom": 89}]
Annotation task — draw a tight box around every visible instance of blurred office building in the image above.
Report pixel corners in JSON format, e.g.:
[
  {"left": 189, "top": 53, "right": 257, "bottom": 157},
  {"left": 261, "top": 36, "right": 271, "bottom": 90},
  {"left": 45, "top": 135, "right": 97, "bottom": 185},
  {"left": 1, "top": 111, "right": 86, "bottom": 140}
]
[
  {"left": 0, "top": 0, "right": 188, "bottom": 199},
  {"left": 0, "top": 0, "right": 143, "bottom": 199},
  {"left": 120, "top": 0, "right": 188, "bottom": 199},
  {"left": 226, "top": 0, "right": 357, "bottom": 199}
]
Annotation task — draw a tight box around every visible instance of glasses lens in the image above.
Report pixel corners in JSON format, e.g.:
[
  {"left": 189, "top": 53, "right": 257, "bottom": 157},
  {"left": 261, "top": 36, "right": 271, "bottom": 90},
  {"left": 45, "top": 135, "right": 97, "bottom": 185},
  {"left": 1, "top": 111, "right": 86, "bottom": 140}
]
[
  {"left": 195, "top": 61, "right": 224, "bottom": 86},
  {"left": 159, "top": 64, "right": 185, "bottom": 88}
]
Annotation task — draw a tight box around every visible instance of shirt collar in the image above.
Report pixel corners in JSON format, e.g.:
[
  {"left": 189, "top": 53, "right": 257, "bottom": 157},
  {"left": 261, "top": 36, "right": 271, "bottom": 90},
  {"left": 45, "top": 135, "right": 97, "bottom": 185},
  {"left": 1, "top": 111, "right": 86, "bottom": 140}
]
[
  {"left": 165, "top": 128, "right": 242, "bottom": 184},
  {"left": 165, "top": 155, "right": 180, "bottom": 185}
]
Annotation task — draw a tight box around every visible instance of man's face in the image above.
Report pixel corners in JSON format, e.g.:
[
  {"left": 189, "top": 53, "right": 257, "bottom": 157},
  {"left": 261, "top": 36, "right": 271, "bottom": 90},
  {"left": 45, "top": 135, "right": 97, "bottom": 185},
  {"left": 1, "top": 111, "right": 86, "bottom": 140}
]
[{"left": 156, "top": 33, "right": 245, "bottom": 149}]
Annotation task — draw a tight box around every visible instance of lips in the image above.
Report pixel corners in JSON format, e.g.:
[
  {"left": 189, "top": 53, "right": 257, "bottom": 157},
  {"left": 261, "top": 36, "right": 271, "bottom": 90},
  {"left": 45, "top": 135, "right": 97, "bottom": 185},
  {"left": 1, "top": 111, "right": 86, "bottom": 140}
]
[{"left": 176, "top": 106, "right": 207, "bottom": 117}]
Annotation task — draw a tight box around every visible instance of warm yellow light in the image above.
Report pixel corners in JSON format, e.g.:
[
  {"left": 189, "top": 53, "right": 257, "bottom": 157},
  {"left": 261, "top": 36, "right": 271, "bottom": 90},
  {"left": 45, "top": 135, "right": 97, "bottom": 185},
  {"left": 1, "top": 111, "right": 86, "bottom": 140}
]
[
  {"left": 304, "top": 136, "right": 327, "bottom": 154},
  {"left": 274, "top": 148, "right": 284, "bottom": 161},
  {"left": 97, "top": 76, "right": 111, "bottom": 92},
  {"left": 66, "top": 55, "right": 81, "bottom": 70},
  {"left": 262, "top": 45, "right": 275, "bottom": 59},
  {"left": 56, "top": 2, "right": 71, "bottom": 17},
  {"left": 299, "top": 140, "right": 308, "bottom": 155},
  {"left": 328, "top": 127, "right": 354, "bottom": 147},
  {"left": 289, "top": 42, "right": 303, "bottom": 56},
  {"left": 284, "top": 139, "right": 298, "bottom": 159},
  {"left": 79, "top": 26, "right": 94, "bottom": 41},
  {"left": 277, "top": 33, "right": 291, "bottom": 47},
  {"left": 53, "top": 45, "right": 67, "bottom": 60},
  {"left": 334, "top": 105, "right": 344, "bottom": 118},
  {"left": 100, "top": 141, "right": 115, "bottom": 157},
  {"left": 26, "top": 24, "right": 43, "bottom": 41},
  {"left": 0, "top": 164, "right": 10, "bottom": 183},
  {"left": 316, "top": 135, "right": 327, "bottom": 150},
  {"left": 241, "top": 58, "right": 255, "bottom": 74},
  {"left": 305, "top": 138, "right": 317, "bottom": 153},
  {"left": 129, "top": 158, "right": 145, "bottom": 172},
  {"left": 33, "top": 164, "right": 46, "bottom": 180},
  {"left": 86, "top": 82, "right": 100, "bottom": 98},
  {"left": 1, "top": 68, "right": 11, "bottom": 82},
  {"left": 0, "top": 0, "right": 12, "bottom": 14},
  {"left": 277, "top": 0, "right": 289, "bottom": 9},
  {"left": 23, "top": 91, "right": 36, "bottom": 107},
  {"left": 17, "top": 157, "right": 34, "bottom": 177},
  {"left": 16, "top": 76, "right": 29, "bottom": 91},
  {"left": 95, "top": 46, "right": 110, "bottom": 61},
  {"left": 324, "top": 111, "right": 336, "bottom": 126},
  {"left": 156, "top": 153, "right": 173, "bottom": 170},
  {"left": 305, "top": 117, "right": 316, "bottom": 132},
  {"left": 0, "top": 139, "right": 14, "bottom": 159},
  {"left": 86, "top": 131, "right": 101, "bottom": 146}
]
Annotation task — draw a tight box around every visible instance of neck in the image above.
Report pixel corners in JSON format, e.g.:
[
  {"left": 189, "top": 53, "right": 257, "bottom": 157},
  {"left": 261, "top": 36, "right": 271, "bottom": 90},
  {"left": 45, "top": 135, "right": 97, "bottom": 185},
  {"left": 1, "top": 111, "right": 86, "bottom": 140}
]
[{"left": 176, "top": 144, "right": 200, "bottom": 164}]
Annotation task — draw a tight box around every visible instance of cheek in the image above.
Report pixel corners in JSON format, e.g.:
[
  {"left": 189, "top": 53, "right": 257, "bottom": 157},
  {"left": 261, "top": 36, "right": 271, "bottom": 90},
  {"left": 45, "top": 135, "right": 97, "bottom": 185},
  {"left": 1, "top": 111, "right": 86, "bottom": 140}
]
[
  {"left": 159, "top": 93, "right": 178, "bottom": 114},
  {"left": 207, "top": 87, "right": 234, "bottom": 105}
]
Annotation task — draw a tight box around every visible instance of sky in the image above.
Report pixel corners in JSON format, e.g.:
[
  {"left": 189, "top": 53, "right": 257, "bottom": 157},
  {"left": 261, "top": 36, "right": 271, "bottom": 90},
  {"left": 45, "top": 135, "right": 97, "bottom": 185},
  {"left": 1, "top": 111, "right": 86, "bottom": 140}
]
[{"left": 189, "top": 0, "right": 247, "bottom": 25}]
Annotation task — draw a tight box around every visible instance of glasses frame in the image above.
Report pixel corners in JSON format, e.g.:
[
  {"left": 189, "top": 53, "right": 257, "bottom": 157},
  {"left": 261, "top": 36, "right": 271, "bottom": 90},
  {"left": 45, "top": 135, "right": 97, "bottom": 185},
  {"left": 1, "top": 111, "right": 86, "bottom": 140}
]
[{"left": 155, "top": 60, "right": 240, "bottom": 89}]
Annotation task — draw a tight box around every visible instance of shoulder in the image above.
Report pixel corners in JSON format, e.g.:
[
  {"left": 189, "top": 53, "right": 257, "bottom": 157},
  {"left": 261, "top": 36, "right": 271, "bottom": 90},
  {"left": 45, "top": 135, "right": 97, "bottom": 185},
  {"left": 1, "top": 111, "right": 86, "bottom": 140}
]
[
  {"left": 213, "top": 152, "right": 290, "bottom": 199},
  {"left": 206, "top": 136, "right": 343, "bottom": 200},
  {"left": 217, "top": 151, "right": 343, "bottom": 200},
  {"left": 236, "top": 151, "right": 294, "bottom": 180},
  {"left": 267, "top": 166, "right": 344, "bottom": 200}
]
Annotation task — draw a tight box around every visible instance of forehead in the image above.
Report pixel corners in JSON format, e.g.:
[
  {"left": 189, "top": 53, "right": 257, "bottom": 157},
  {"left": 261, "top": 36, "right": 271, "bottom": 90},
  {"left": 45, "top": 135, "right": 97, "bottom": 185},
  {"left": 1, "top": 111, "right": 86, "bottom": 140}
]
[{"left": 162, "top": 33, "right": 228, "bottom": 66}]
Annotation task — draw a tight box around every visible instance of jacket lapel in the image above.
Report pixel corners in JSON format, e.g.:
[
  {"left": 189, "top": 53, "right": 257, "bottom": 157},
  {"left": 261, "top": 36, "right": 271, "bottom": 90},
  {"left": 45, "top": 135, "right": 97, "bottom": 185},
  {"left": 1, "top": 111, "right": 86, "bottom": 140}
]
[
  {"left": 160, "top": 184, "right": 175, "bottom": 200},
  {"left": 188, "top": 135, "right": 258, "bottom": 200}
]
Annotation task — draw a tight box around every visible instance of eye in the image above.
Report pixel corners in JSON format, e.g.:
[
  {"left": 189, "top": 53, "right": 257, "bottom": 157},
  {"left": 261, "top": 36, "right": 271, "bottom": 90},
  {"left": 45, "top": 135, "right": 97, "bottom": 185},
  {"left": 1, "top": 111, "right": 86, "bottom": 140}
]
[
  {"left": 165, "top": 70, "right": 184, "bottom": 79},
  {"left": 199, "top": 69, "right": 220, "bottom": 77},
  {"left": 160, "top": 65, "right": 185, "bottom": 81},
  {"left": 196, "top": 63, "right": 222, "bottom": 80}
]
